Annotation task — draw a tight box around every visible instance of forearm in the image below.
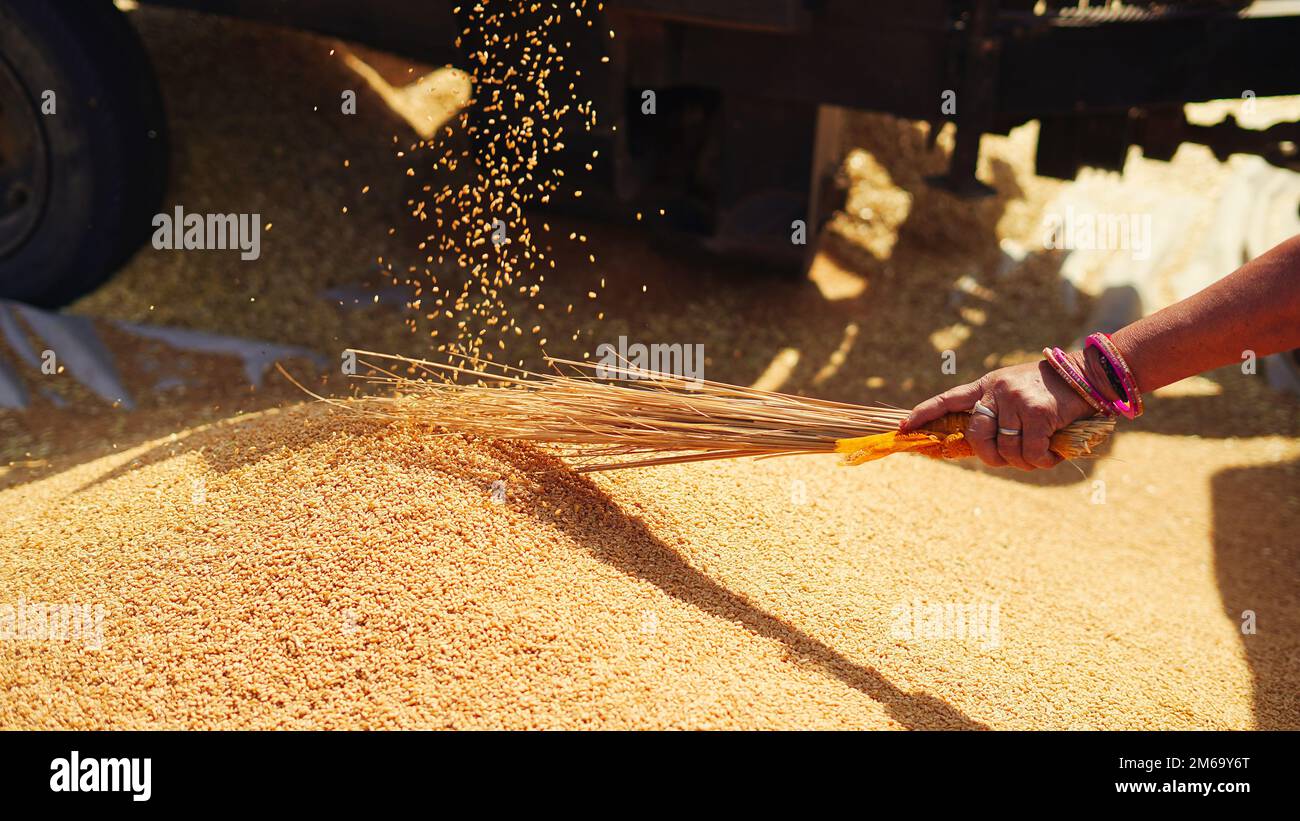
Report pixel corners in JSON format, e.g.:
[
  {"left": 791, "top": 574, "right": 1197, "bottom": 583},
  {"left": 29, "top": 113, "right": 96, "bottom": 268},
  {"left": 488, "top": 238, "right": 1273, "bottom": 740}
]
[
  {"left": 903, "top": 234, "right": 1300, "bottom": 456},
  {"left": 1109, "top": 234, "right": 1300, "bottom": 393}
]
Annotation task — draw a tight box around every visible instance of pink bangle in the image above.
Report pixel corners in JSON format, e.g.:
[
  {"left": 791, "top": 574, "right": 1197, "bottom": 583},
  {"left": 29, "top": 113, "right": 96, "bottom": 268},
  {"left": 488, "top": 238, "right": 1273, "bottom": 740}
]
[
  {"left": 1085, "top": 333, "right": 1144, "bottom": 419},
  {"left": 1042, "top": 347, "right": 1111, "bottom": 416}
]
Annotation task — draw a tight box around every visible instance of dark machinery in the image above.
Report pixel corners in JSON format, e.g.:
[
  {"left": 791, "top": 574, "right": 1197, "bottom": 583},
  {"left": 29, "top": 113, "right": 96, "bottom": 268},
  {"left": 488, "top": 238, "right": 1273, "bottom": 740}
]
[{"left": 4, "top": 0, "right": 1300, "bottom": 302}]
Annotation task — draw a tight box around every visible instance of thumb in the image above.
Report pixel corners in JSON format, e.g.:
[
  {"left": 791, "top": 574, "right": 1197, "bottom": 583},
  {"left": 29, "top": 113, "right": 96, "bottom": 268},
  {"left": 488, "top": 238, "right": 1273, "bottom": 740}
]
[{"left": 901, "top": 381, "right": 983, "bottom": 431}]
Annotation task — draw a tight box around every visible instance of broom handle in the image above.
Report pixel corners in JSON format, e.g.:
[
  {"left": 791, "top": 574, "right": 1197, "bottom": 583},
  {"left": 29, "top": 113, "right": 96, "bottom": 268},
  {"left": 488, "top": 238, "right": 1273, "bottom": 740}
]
[{"left": 927, "top": 412, "right": 1115, "bottom": 459}]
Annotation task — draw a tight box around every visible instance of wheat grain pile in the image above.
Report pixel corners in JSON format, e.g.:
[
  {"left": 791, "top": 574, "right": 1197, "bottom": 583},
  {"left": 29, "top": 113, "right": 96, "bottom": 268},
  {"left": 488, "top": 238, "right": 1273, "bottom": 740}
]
[{"left": 2, "top": 401, "right": 1296, "bottom": 729}]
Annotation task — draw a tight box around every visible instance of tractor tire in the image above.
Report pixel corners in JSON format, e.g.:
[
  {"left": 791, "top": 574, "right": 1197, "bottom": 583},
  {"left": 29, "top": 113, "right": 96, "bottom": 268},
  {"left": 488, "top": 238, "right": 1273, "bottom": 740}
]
[{"left": 0, "top": 0, "right": 167, "bottom": 306}]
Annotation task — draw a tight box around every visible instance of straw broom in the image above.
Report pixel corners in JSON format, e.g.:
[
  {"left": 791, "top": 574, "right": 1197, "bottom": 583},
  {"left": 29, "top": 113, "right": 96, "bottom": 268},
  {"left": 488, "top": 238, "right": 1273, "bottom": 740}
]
[{"left": 335, "top": 350, "right": 1115, "bottom": 472}]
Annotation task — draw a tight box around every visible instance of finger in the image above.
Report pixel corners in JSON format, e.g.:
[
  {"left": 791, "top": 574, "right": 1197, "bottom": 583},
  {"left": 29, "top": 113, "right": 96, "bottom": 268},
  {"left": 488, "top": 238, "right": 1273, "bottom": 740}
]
[
  {"left": 996, "top": 408, "right": 1033, "bottom": 470},
  {"left": 1022, "top": 416, "right": 1062, "bottom": 469},
  {"left": 964, "top": 392, "right": 1005, "bottom": 467},
  {"left": 902, "top": 381, "right": 983, "bottom": 431}
]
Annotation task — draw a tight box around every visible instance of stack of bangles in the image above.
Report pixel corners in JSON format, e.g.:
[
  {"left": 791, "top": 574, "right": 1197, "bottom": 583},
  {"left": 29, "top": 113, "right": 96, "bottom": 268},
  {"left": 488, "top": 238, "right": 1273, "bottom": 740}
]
[{"left": 1042, "top": 332, "right": 1144, "bottom": 420}]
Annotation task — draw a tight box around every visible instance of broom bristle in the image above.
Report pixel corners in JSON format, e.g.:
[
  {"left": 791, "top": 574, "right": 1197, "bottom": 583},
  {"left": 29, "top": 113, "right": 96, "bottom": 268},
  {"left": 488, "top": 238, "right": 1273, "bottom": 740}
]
[{"left": 342, "top": 349, "right": 1116, "bottom": 472}]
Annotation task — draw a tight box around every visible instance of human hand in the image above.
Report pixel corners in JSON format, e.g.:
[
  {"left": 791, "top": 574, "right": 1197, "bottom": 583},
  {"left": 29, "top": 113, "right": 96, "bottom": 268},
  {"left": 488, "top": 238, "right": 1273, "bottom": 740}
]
[{"left": 900, "top": 358, "right": 1096, "bottom": 470}]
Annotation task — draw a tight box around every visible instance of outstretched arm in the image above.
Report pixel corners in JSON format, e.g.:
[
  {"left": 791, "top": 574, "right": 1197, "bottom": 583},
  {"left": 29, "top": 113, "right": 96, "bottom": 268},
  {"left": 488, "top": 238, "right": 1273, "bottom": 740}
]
[
  {"left": 902, "top": 235, "right": 1300, "bottom": 470},
  {"left": 1110, "top": 233, "right": 1300, "bottom": 393}
]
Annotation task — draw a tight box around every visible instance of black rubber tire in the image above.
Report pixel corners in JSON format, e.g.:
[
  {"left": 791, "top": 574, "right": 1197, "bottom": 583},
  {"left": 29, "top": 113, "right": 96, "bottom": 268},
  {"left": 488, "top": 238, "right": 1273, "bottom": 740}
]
[{"left": 0, "top": 0, "right": 167, "bottom": 307}]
